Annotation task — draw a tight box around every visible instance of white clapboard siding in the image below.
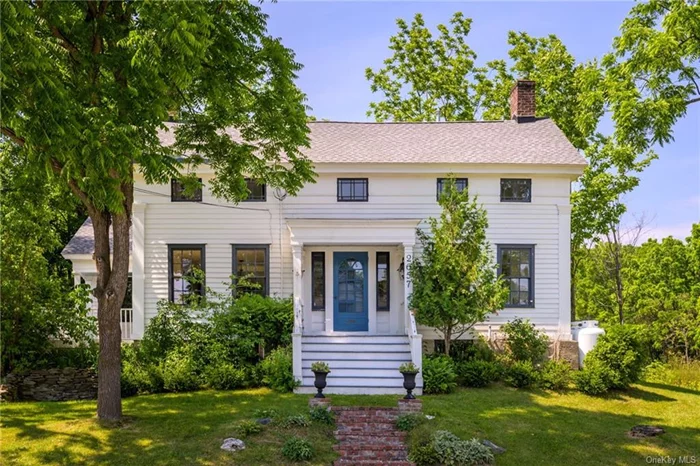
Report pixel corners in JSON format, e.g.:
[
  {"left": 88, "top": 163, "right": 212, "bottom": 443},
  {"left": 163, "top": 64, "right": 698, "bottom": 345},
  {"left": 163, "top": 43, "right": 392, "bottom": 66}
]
[{"left": 136, "top": 169, "right": 571, "bottom": 335}]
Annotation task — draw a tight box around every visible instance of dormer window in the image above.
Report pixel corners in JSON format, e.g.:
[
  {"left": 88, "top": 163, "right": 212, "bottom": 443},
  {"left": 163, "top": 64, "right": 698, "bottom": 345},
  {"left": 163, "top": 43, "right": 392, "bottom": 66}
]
[
  {"left": 171, "top": 178, "right": 202, "bottom": 202},
  {"left": 500, "top": 178, "right": 531, "bottom": 202}
]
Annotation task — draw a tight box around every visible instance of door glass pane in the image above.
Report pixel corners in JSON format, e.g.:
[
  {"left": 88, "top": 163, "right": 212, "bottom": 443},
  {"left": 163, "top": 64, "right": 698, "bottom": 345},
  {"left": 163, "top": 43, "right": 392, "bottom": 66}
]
[{"left": 338, "top": 258, "right": 364, "bottom": 314}]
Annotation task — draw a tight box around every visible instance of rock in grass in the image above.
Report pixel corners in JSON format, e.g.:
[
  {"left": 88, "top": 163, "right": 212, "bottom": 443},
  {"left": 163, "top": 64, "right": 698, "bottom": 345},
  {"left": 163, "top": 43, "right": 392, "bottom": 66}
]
[
  {"left": 482, "top": 439, "right": 506, "bottom": 454},
  {"left": 256, "top": 417, "right": 272, "bottom": 425},
  {"left": 221, "top": 438, "right": 245, "bottom": 452},
  {"left": 629, "top": 425, "right": 665, "bottom": 438}
]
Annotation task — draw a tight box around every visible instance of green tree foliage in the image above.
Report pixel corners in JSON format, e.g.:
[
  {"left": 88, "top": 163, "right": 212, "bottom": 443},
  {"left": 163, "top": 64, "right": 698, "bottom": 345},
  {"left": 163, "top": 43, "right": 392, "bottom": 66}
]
[
  {"left": 575, "top": 224, "right": 700, "bottom": 361},
  {"left": 2, "top": 1, "right": 314, "bottom": 419},
  {"left": 0, "top": 150, "right": 95, "bottom": 374},
  {"left": 366, "top": 5, "right": 698, "bottom": 317},
  {"left": 409, "top": 178, "right": 508, "bottom": 355}
]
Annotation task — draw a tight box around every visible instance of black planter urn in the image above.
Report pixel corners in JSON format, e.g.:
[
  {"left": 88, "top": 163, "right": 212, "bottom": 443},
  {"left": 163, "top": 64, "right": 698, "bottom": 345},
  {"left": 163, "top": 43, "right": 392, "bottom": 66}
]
[
  {"left": 313, "top": 371, "right": 329, "bottom": 398},
  {"left": 401, "top": 371, "right": 418, "bottom": 399}
]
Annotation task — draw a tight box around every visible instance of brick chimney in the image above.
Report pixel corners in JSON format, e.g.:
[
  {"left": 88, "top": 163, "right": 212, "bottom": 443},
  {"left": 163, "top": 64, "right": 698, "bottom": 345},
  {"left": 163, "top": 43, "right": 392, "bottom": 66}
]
[{"left": 509, "top": 80, "right": 536, "bottom": 122}]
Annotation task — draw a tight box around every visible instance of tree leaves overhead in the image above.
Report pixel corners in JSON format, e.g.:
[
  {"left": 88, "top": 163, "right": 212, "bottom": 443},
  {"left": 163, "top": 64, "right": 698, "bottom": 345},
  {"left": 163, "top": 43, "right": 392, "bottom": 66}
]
[
  {"left": 366, "top": 13, "right": 485, "bottom": 122},
  {"left": 1, "top": 0, "right": 314, "bottom": 213},
  {"left": 606, "top": 0, "right": 700, "bottom": 152},
  {"left": 1, "top": 0, "right": 315, "bottom": 420},
  {"left": 366, "top": 5, "right": 698, "bottom": 250}
]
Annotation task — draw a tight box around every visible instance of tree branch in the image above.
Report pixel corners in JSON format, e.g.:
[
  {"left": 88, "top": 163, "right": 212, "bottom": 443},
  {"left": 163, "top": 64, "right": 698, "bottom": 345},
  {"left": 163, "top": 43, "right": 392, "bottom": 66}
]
[
  {"left": 1, "top": 127, "right": 25, "bottom": 146},
  {"left": 686, "top": 96, "right": 700, "bottom": 105},
  {"left": 49, "top": 25, "right": 80, "bottom": 59},
  {"left": 49, "top": 158, "right": 98, "bottom": 218}
]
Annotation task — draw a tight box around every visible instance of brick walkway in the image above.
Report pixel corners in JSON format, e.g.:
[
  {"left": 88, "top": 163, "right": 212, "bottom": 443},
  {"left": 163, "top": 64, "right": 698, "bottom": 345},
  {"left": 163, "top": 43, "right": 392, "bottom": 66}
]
[{"left": 332, "top": 407, "right": 414, "bottom": 466}]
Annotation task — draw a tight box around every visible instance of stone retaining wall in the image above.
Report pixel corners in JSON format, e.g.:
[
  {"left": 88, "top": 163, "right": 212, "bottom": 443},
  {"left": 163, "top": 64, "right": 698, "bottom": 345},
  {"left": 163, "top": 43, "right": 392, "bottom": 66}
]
[{"left": 3, "top": 368, "right": 97, "bottom": 401}]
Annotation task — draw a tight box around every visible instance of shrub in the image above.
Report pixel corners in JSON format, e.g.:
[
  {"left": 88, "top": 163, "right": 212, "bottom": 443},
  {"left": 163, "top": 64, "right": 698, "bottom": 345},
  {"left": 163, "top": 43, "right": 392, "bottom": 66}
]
[
  {"left": 502, "top": 318, "right": 550, "bottom": 365},
  {"left": 162, "top": 348, "right": 200, "bottom": 392},
  {"left": 278, "top": 414, "right": 311, "bottom": 428},
  {"left": 574, "top": 359, "right": 616, "bottom": 395},
  {"left": 456, "top": 360, "right": 501, "bottom": 387},
  {"left": 281, "top": 437, "right": 314, "bottom": 462},
  {"left": 539, "top": 360, "right": 572, "bottom": 390},
  {"left": 260, "top": 346, "right": 297, "bottom": 392},
  {"left": 140, "top": 302, "right": 201, "bottom": 363},
  {"left": 396, "top": 413, "right": 425, "bottom": 431},
  {"left": 233, "top": 420, "right": 263, "bottom": 437},
  {"left": 203, "top": 362, "right": 246, "bottom": 390},
  {"left": 583, "top": 325, "right": 645, "bottom": 390},
  {"left": 409, "top": 429, "right": 494, "bottom": 466},
  {"left": 642, "top": 359, "right": 700, "bottom": 391},
  {"left": 121, "top": 344, "right": 164, "bottom": 395},
  {"left": 309, "top": 406, "right": 334, "bottom": 425},
  {"left": 504, "top": 360, "right": 536, "bottom": 388},
  {"left": 208, "top": 294, "right": 293, "bottom": 365},
  {"left": 422, "top": 355, "right": 457, "bottom": 394}
]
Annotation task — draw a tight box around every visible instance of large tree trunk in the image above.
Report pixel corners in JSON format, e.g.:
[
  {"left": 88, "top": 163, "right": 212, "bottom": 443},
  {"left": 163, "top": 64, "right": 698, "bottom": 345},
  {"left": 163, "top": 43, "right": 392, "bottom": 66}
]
[{"left": 91, "top": 182, "right": 133, "bottom": 421}]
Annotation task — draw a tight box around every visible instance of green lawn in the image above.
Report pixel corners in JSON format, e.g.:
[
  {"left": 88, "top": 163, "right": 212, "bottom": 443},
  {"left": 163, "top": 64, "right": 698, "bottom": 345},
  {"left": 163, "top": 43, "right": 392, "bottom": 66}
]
[{"left": 2, "top": 383, "right": 699, "bottom": 465}]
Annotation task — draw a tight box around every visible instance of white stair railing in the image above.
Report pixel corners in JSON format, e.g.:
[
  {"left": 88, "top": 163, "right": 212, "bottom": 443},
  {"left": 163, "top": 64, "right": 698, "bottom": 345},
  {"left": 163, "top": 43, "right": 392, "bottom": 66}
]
[
  {"left": 407, "top": 310, "right": 423, "bottom": 387},
  {"left": 120, "top": 308, "right": 133, "bottom": 341}
]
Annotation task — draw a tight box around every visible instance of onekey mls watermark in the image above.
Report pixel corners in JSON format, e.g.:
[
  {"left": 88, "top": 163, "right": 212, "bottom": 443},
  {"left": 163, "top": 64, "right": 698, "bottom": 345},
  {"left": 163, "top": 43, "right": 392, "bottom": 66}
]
[{"left": 646, "top": 456, "right": 697, "bottom": 465}]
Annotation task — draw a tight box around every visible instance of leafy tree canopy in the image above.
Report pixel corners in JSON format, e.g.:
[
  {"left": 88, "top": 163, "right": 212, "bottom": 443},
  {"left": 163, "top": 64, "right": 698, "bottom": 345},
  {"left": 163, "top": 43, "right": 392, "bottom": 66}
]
[
  {"left": 1, "top": 0, "right": 315, "bottom": 420},
  {"left": 366, "top": 2, "right": 698, "bottom": 249}
]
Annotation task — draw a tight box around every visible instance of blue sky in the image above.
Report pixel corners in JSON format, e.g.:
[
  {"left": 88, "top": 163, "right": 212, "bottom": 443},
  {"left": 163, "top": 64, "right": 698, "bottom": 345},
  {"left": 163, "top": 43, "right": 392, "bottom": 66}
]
[{"left": 262, "top": 1, "right": 699, "bottom": 241}]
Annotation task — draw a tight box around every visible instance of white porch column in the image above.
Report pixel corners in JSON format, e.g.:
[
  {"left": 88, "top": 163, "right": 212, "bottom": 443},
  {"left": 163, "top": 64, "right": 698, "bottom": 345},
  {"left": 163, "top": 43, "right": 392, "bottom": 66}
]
[
  {"left": 557, "top": 204, "right": 573, "bottom": 340},
  {"left": 402, "top": 243, "right": 414, "bottom": 333},
  {"left": 403, "top": 242, "right": 423, "bottom": 387},
  {"left": 291, "top": 242, "right": 303, "bottom": 384},
  {"left": 132, "top": 202, "right": 147, "bottom": 340}
]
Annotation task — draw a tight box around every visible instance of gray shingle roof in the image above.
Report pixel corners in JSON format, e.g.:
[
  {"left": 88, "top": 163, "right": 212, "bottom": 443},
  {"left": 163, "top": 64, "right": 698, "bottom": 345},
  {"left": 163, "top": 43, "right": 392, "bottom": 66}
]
[
  {"left": 158, "top": 118, "right": 586, "bottom": 166},
  {"left": 62, "top": 218, "right": 132, "bottom": 256}
]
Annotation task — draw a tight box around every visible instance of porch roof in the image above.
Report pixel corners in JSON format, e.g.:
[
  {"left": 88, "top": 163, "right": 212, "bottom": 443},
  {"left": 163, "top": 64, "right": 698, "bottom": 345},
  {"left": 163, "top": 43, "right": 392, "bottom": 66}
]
[{"left": 286, "top": 218, "right": 421, "bottom": 246}]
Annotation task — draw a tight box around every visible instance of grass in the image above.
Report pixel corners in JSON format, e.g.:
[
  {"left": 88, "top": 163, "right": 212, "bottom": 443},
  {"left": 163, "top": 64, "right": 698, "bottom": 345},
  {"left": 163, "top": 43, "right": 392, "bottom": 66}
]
[{"left": 2, "top": 383, "right": 699, "bottom": 465}]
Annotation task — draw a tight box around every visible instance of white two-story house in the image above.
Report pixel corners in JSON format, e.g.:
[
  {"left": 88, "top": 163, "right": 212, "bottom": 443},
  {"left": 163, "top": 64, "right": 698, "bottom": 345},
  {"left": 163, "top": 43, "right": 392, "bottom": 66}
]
[{"left": 63, "top": 80, "right": 586, "bottom": 394}]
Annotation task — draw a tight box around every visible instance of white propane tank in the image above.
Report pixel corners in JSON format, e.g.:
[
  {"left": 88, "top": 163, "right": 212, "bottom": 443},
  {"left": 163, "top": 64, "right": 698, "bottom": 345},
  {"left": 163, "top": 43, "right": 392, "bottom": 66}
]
[{"left": 571, "top": 321, "right": 605, "bottom": 367}]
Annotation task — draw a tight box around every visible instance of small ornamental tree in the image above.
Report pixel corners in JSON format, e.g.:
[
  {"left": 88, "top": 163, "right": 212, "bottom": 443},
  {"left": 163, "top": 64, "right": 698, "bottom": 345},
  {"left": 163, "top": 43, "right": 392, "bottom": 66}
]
[{"left": 408, "top": 178, "right": 508, "bottom": 356}]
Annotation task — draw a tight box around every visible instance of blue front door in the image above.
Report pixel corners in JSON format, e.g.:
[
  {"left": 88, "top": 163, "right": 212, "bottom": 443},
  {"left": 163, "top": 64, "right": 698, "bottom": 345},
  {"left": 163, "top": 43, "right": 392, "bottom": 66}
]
[{"left": 333, "top": 252, "right": 369, "bottom": 332}]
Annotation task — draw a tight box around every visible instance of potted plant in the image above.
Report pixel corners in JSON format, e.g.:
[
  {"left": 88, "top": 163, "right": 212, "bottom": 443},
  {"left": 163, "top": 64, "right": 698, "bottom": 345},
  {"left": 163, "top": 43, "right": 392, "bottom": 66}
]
[
  {"left": 398, "top": 362, "right": 419, "bottom": 399},
  {"left": 311, "top": 361, "right": 330, "bottom": 398}
]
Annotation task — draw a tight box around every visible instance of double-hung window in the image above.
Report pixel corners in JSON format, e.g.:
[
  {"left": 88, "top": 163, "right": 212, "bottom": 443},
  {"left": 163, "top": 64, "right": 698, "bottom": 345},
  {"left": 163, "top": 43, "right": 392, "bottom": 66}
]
[
  {"left": 169, "top": 245, "right": 205, "bottom": 302},
  {"left": 500, "top": 178, "right": 531, "bottom": 202},
  {"left": 171, "top": 178, "right": 203, "bottom": 202},
  {"left": 232, "top": 245, "right": 269, "bottom": 296},
  {"left": 436, "top": 178, "right": 468, "bottom": 200},
  {"left": 497, "top": 245, "right": 534, "bottom": 307},
  {"left": 337, "top": 178, "right": 368, "bottom": 202}
]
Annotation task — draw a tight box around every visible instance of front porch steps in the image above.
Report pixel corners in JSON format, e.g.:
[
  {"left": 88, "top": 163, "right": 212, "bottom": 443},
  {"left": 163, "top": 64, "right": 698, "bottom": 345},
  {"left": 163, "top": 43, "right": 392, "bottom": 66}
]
[{"left": 297, "top": 335, "right": 421, "bottom": 395}]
